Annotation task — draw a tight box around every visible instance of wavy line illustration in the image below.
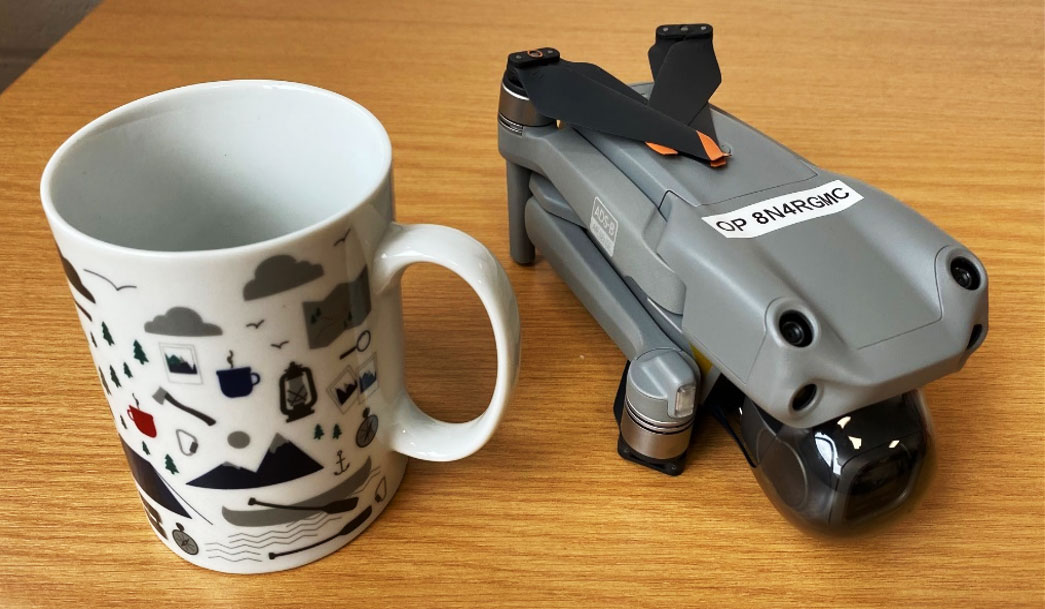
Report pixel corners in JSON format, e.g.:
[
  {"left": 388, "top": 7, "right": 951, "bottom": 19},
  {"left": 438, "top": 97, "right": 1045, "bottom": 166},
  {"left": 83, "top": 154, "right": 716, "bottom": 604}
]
[
  {"left": 205, "top": 548, "right": 261, "bottom": 557},
  {"left": 219, "top": 515, "right": 335, "bottom": 543},
  {"left": 225, "top": 512, "right": 326, "bottom": 539},
  {"left": 272, "top": 511, "right": 325, "bottom": 529},
  {"left": 204, "top": 547, "right": 269, "bottom": 555},
  {"left": 221, "top": 521, "right": 339, "bottom": 547},
  {"left": 227, "top": 513, "right": 327, "bottom": 536},
  {"left": 225, "top": 516, "right": 333, "bottom": 542},
  {"left": 268, "top": 505, "right": 374, "bottom": 561},
  {"left": 219, "top": 471, "right": 382, "bottom": 548},
  {"left": 212, "top": 532, "right": 324, "bottom": 551},
  {"left": 207, "top": 555, "right": 262, "bottom": 563}
]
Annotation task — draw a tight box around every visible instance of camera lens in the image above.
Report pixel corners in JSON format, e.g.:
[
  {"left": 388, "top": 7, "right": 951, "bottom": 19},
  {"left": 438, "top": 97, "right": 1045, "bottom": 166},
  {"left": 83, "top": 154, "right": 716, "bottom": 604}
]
[
  {"left": 779, "top": 311, "right": 813, "bottom": 347},
  {"left": 844, "top": 452, "right": 913, "bottom": 522},
  {"left": 950, "top": 257, "right": 981, "bottom": 290}
]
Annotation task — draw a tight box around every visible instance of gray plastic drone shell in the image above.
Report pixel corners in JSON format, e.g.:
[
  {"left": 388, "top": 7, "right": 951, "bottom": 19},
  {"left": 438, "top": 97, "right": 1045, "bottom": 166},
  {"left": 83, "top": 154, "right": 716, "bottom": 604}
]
[{"left": 497, "top": 81, "right": 988, "bottom": 429}]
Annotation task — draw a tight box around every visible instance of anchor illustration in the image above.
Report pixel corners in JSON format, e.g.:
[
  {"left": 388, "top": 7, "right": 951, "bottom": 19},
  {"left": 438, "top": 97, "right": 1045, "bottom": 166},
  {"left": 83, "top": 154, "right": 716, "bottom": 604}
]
[{"left": 333, "top": 449, "right": 350, "bottom": 475}]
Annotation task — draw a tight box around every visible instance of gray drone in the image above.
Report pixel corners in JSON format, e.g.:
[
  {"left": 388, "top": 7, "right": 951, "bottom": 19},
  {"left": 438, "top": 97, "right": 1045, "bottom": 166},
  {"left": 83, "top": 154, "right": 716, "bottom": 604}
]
[{"left": 497, "top": 24, "right": 988, "bottom": 534}]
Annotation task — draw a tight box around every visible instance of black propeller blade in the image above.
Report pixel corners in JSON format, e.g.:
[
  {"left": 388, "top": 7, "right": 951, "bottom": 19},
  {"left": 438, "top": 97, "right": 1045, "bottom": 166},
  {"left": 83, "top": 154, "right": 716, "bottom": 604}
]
[
  {"left": 648, "top": 28, "right": 676, "bottom": 79},
  {"left": 505, "top": 47, "right": 726, "bottom": 165},
  {"left": 567, "top": 61, "right": 649, "bottom": 104},
  {"left": 647, "top": 24, "right": 721, "bottom": 135}
]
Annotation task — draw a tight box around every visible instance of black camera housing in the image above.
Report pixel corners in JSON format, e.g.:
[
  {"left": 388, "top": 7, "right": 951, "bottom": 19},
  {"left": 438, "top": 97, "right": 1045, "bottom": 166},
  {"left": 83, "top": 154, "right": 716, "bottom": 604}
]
[{"left": 714, "top": 382, "right": 935, "bottom": 535}]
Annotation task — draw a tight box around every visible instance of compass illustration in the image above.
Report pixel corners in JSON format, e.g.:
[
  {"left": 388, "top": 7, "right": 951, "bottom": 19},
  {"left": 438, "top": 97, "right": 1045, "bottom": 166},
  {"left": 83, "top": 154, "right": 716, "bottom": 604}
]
[
  {"left": 172, "top": 522, "right": 198, "bottom": 555},
  {"left": 355, "top": 408, "right": 378, "bottom": 447}
]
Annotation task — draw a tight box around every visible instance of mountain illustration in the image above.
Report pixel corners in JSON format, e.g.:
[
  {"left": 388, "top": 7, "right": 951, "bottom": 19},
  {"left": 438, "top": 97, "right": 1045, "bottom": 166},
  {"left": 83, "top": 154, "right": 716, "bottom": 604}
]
[
  {"left": 187, "top": 434, "right": 323, "bottom": 489},
  {"left": 335, "top": 381, "right": 358, "bottom": 405},
  {"left": 359, "top": 370, "right": 377, "bottom": 393},
  {"left": 302, "top": 268, "right": 371, "bottom": 349},
  {"left": 120, "top": 438, "right": 190, "bottom": 518},
  {"left": 165, "top": 353, "right": 197, "bottom": 374}
]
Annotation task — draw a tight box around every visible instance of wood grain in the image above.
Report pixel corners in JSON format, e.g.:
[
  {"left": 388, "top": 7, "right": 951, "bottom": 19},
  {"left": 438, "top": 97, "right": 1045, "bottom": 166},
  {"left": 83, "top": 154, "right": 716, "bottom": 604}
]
[
  {"left": 0, "top": 1, "right": 1042, "bottom": 607},
  {"left": 0, "top": 0, "right": 101, "bottom": 92}
]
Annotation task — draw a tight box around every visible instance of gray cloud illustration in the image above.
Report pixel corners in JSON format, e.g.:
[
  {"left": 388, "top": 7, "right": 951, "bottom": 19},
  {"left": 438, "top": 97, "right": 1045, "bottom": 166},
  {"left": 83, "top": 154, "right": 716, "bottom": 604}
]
[
  {"left": 144, "top": 307, "right": 223, "bottom": 336},
  {"left": 243, "top": 255, "right": 325, "bottom": 301}
]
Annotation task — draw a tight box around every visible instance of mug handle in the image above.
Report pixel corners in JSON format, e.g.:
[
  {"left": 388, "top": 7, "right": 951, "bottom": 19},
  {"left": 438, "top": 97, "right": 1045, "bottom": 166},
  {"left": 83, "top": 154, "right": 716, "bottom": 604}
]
[
  {"left": 251, "top": 372, "right": 261, "bottom": 386},
  {"left": 371, "top": 223, "right": 520, "bottom": 461}
]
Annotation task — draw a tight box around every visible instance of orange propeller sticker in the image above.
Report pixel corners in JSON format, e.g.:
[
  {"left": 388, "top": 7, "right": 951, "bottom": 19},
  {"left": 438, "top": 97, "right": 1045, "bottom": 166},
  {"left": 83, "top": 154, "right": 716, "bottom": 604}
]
[
  {"left": 645, "top": 142, "right": 678, "bottom": 155},
  {"left": 698, "top": 131, "right": 728, "bottom": 167},
  {"left": 646, "top": 132, "right": 729, "bottom": 167}
]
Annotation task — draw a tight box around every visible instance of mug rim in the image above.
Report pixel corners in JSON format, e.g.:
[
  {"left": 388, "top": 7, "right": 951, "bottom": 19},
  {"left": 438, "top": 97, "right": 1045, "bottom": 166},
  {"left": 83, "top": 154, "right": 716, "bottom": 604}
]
[{"left": 40, "top": 79, "right": 393, "bottom": 259}]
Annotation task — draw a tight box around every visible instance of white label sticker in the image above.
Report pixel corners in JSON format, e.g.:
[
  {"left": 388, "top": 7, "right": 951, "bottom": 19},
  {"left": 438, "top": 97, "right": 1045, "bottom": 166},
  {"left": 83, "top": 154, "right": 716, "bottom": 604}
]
[
  {"left": 589, "top": 196, "right": 618, "bottom": 256},
  {"left": 701, "top": 180, "right": 863, "bottom": 239}
]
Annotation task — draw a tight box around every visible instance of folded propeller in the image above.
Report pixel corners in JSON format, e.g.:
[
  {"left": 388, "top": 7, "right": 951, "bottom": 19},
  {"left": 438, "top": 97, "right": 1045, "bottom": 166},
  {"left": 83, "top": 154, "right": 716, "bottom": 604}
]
[{"left": 503, "top": 24, "right": 728, "bottom": 167}]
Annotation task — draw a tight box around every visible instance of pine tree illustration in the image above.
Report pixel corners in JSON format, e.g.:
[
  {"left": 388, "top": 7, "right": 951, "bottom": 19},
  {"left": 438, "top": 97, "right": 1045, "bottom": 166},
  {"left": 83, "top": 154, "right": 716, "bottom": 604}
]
[
  {"left": 314, "top": 424, "right": 324, "bottom": 440},
  {"left": 90, "top": 332, "right": 98, "bottom": 348},
  {"left": 142, "top": 442, "right": 150, "bottom": 456},
  {"left": 164, "top": 454, "right": 178, "bottom": 475},
  {"left": 101, "top": 322, "right": 114, "bottom": 346},
  {"left": 123, "top": 362, "right": 133, "bottom": 379},
  {"left": 132, "top": 340, "right": 148, "bottom": 365},
  {"left": 109, "top": 365, "right": 122, "bottom": 388},
  {"left": 119, "top": 415, "right": 127, "bottom": 429},
  {"left": 332, "top": 424, "right": 342, "bottom": 439}
]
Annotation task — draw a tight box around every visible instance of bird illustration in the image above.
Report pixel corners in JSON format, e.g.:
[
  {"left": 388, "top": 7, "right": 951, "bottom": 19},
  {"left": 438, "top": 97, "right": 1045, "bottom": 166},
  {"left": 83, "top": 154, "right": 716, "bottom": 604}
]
[
  {"left": 83, "top": 269, "right": 137, "bottom": 291},
  {"left": 246, "top": 319, "right": 265, "bottom": 329},
  {"left": 333, "top": 229, "right": 351, "bottom": 246},
  {"left": 271, "top": 340, "right": 289, "bottom": 349}
]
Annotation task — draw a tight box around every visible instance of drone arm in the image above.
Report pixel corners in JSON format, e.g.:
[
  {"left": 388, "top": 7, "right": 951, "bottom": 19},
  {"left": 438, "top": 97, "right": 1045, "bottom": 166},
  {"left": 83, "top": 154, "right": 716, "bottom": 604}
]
[
  {"left": 499, "top": 123, "right": 687, "bottom": 313},
  {"left": 524, "top": 195, "right": 698, "bottom": 424},
  {"left": 524, "top": 197, "right": 673, "bottom": 360},
  {"left": 505, "top": 161, "right": 536, "bottom": 265}
]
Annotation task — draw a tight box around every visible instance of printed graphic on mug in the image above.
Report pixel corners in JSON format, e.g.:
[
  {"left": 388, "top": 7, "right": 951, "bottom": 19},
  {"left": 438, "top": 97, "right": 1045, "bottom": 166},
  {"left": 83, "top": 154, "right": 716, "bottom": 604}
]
[
  {"left": 41, "top": 81, "right": 519, "bottom": 574},
  {"left": 159, "top": 344, "right": 203, "bottom": 384},
  {"left": 216, "top": 351, "right": 261, "bottom": 398},
  {"left": 303, "top": 269, "right": 372, "bottom": 349},
  {"left": 49, "top": 231, "right": 396, "bottom": 572},
  {"left": 279, "top": 362, "right": 318, "bottom": 422},
  {"left": 127, "top": 402, "right": 158, "bottom": 438},
  {"left": 75, "top": 246, "right": 392, "bottom": 569},
  {"left": 327, "top": 363, "right": 361, "bottom": 413}
]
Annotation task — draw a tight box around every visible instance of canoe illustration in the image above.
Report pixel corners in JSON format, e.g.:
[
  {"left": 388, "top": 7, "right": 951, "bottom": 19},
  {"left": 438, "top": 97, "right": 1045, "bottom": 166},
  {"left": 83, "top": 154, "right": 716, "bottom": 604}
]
[{"left": 221, "top": 457, "right": 372, "bottom": 527}]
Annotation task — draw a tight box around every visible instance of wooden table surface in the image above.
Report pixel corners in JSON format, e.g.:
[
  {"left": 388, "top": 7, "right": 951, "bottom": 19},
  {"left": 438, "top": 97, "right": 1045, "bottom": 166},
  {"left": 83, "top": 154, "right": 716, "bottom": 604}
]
[{"left": 1, "top": 1, "right": 1042, "bottom": 607}]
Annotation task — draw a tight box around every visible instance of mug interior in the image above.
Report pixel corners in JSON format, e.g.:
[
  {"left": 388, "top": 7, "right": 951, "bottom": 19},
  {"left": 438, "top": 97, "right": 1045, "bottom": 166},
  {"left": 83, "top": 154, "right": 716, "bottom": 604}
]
[{"left": 42, "top": 81, "right": 391, "bottom": 252}]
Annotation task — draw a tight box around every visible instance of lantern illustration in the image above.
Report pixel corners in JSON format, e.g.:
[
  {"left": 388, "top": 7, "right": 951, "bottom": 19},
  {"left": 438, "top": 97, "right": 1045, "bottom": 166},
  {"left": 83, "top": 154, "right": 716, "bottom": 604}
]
[{"left": 279, "top": 361, "right": 317, "bottom": 422}]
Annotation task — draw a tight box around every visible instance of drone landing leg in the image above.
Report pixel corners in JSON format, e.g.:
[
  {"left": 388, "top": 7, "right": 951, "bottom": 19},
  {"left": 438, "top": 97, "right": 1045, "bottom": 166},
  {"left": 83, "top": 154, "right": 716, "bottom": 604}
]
[
  {"left": 611, "top": 361, "right": 689, "bottom": 476},
  {"left": 505, "top": 161, "right": 535, "bottom": 265},
  {"left": 524, "top": 198, "right": 697, "bottom": 475}
]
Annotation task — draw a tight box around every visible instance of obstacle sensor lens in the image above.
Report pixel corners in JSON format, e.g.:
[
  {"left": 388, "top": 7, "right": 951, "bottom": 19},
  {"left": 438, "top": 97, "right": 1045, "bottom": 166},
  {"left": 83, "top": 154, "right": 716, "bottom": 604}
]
[
  {"left": 791, "top": 384, "right": 817, "bottom": 411},
  {"left": 950, "top": 257, "right": 981, "bottom": 290},
  {"left": 779, "top": 311, "right": 813, "bottom": 347}
]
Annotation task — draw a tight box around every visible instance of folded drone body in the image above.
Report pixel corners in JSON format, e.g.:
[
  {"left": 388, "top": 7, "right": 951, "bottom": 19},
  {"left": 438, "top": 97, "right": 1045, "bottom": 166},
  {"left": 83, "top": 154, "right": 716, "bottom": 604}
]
[{"left": 497, "top": 25, "right": 988, "bottom": 534}]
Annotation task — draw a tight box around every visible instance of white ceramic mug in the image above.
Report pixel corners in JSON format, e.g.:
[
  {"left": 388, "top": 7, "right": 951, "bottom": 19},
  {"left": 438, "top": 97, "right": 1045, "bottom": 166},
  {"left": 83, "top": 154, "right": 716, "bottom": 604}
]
[{"left": 40, "top": 81, "right": 520, "bottom": 573}]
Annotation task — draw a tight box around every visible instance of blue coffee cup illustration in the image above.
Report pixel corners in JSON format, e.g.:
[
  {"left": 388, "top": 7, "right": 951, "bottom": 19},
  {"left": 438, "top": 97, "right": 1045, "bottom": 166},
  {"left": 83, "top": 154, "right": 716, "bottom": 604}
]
[{"left": 218, "top": 351, "right": 260, "bottom": 398}]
